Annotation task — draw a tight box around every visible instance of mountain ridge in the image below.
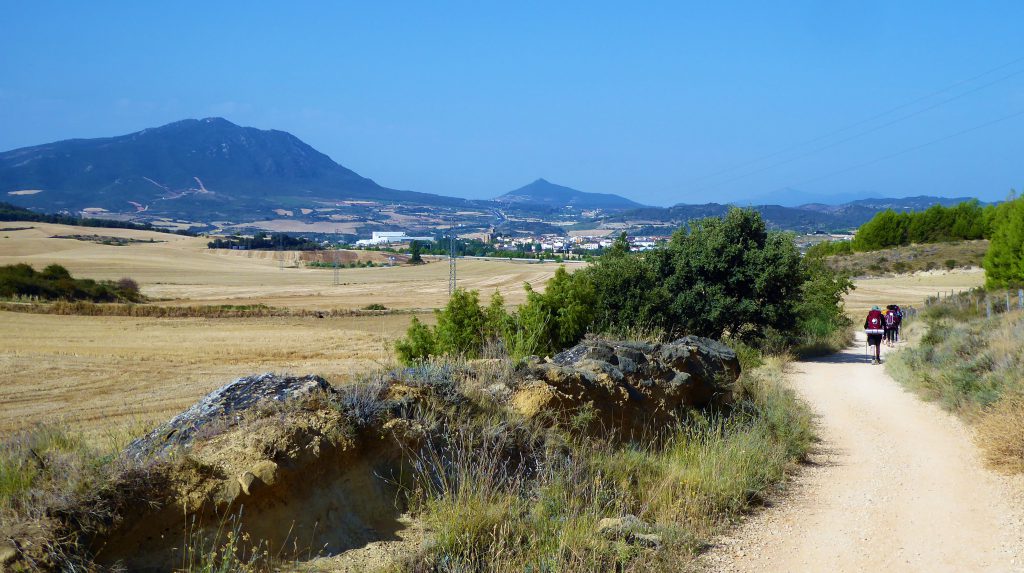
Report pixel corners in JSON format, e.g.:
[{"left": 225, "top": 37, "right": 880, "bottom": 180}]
[{"left": 496, "top": 178, "right": 645, "bottom": 210}]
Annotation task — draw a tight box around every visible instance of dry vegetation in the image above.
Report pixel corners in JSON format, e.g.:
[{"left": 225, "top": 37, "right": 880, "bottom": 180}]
[
  {"left": 846, "top": 267, "right": 985, "bottom": 317},
  {"left": 826, "top": 239, "right": 988, "bottom": 278},
  {"left": 888, "top": 297, "right": 1024, "bottom": 473},
  {"left": 0, "top": 222, "right": 572, "bottom": 443}
]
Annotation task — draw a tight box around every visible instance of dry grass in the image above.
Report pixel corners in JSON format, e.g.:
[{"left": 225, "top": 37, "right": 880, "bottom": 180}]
[
  {"left": 846, "top": 268, "right": 985, "bottom": 318},
  {"left": 976, "top": 397, "right": 1024, "bottom": 474},
  {"left": 887, "top": 303, "right": 1024, "bottom": 473},
  {"left": 0, "top": 310, "right": 426, "bottom": 442},
  {"left": 827, "top": 240, "right": 989, "bottom": 277}
]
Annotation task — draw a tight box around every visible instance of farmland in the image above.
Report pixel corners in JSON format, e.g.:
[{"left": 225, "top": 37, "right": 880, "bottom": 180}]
[{"left": 0, "top": 221, "right": 985, "bottom": 440}]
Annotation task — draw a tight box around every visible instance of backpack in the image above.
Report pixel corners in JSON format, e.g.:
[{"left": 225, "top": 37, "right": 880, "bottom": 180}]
[
  {"left": 885, "top": 312, "right": 897, "bottom": 327},
  {"left": 867, "top": 310, "right": 883, "bottom": 329}
]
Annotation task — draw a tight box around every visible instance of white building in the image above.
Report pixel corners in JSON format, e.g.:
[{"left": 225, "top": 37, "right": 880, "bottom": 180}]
[{"left": 355, "top": 231, "right": 435, "bottom": 247}]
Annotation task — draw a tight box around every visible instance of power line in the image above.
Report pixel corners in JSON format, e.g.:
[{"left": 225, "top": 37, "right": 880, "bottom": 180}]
[
  {"left": 692, "top": 65, "right": 1024, "bottom": 194},
  {"left": 762, "top": 107, "right": 1024, "bottom": 193},
  {"left": 686, "top": 54, "right": 1024, "bottom": 188}
]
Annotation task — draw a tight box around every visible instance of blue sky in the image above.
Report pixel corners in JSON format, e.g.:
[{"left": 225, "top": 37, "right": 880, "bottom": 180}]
[{"left": 2, "top": 1, "right": 1023, "bottom": 206}]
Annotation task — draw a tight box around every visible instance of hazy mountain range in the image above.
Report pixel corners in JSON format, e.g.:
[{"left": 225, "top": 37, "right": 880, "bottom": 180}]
[{"left": 0, "top": 118, "right": 987, "bottom": 234}]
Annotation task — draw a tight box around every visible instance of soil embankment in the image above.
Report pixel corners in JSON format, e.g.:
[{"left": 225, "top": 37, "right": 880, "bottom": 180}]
[{"left": 704, "top": 333, "right": 1024, "bottom": 572}]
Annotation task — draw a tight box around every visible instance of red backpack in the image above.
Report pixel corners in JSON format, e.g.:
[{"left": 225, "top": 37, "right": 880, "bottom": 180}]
[
  {"left": 867, "top": 310, "right": 883, "bottom": 329},
  {"left": 885, "top": 312, "right": 897, "bottom": 327}
]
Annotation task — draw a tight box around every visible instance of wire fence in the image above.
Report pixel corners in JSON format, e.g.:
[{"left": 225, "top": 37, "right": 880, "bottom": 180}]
[{"left": 925, "top": 287, "right": 1024, "bottom": 320}]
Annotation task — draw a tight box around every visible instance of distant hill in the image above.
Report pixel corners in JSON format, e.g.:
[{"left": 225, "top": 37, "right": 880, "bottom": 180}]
[
  {"left": 496, "top": 178, "right": 644, "bottom": 211},
  {"left": 596, "top": 195, "right": 989, "bottom": 234},
  {"left": 0, "top": 117, "right": 468, "bottom": 220}
]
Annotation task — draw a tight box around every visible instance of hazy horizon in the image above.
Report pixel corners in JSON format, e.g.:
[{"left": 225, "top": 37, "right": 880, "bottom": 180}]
[{"left": 3, "top": 2, "right": 1022, "bottom": 206}]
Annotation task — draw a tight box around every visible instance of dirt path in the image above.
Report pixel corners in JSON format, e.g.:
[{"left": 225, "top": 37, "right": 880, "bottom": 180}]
[{"left": 703, "top": 333, "right": 1024, "bottom": 572}]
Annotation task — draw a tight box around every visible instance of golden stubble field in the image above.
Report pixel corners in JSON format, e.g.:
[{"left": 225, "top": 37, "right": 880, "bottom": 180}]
[{"left": 0, "top": 222, "right": 567, "bottom": 438}]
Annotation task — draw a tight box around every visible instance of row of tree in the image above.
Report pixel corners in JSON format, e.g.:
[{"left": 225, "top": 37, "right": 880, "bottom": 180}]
[
  {"left": 0, "top": 263, "right": 143, "bottom": 303},
  {"left": 396, "top": 208, "right": 853, "bottom": 363},
  {"left": 850, "top": 200, "right": 992, "bottom": 251},
  {"left": 207, "top": 232, "right": 323, "bottom": 251},
  {"left": 0, "top": 202, "right": 194, "bottom": 235}
]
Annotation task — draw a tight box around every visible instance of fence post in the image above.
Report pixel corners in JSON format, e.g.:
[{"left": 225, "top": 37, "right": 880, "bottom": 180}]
[
  {"left": 987, "top": 296, "right": 993, "bottom": 319},
  {"left": 1019, "top": 289, "right": 1023, "bottom": 311},
  {"left": 1007, "top": 291, "right": 1012, "bottom": 313}
]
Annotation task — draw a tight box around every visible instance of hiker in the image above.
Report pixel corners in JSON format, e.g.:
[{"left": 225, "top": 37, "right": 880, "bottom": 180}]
[
  {"left": 865, "top": 305, "right": 885, "bottom": 364},
  {"left": 892, "top": 305, "right": 903, "bottom": 343},
  {"left": 884, "top": 305, "right": 899, "bottom": 347}
]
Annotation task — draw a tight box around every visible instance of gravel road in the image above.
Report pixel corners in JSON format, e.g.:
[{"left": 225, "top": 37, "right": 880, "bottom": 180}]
[{"left": 702, "top": 333, "right": 1024, "bottom": 572}]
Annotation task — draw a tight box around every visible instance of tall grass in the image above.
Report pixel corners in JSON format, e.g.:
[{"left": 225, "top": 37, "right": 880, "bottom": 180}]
[
  {"left": 888, "top": 299, "right": 1024, "bottom": 472},
  {"left": 394, "top": 355, "right": 813, "bottom": 572}
]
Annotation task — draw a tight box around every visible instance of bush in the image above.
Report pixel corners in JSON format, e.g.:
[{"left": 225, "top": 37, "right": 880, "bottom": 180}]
[{"left": 0, "top": 263, "right": 144, "bottom": 303}]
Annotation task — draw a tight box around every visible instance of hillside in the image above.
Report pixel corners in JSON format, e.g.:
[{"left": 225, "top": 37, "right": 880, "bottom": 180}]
[
  {"left": 0, "top": 118, "right": 468, "bottom": 220},
  {"left": 589, "top": 196, "right": 990, "bottom": 234},
  {"left": 496, "top": 178, "right": 644, "bottom": 210}
]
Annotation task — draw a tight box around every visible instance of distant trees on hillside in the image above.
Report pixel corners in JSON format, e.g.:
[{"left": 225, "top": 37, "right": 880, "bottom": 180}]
[
  {"left": 851, "top": 200, "right": 992, "bottom": 251},
  {"left": 0, "top": 201, "right": 194, "bottom": 235},
  {"left": 207, "top": 232, "right": 322, "bottom": 251}
]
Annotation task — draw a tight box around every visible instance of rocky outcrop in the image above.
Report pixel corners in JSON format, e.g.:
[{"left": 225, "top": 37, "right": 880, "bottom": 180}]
[
  {"left": 511, "top": 336, "right": 740, "bottom": 436},
  {"left": 125, "top": 373, "right": 335, "bottom": 459}
]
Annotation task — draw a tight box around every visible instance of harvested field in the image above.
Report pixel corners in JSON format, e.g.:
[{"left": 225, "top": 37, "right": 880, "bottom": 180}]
[
  {"left": 0, "top": 221, "right": 564, "bottom": 309},
  {"left": 0, "top": 310, "right": 427, "bottom": 440},
  {"left": 847, "top": 268, "right": 985, "bottom": 316}
]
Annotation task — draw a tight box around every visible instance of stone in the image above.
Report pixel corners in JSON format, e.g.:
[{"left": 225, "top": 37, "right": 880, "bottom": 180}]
[
  {"left": 511, "top": 336, "right": 739, "bottom": 435},
  {"left": 0, "top": 541, "right": 19, "bottom": 566},
  {"left": 597, "top": 514, "right": 645, "bottom": 538},
  {"left": 125, "top": 373, "right": 335, "bottom": 460}
]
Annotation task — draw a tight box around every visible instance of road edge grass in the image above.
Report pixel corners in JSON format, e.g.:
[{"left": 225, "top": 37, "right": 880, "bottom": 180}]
[{"left": 886, "top": 302, "right": 1024, "bottom": 473}]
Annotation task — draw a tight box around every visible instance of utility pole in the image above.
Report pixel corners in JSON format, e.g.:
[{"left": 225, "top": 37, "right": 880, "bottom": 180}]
[
  {"left": 449, "top": 227, "right": 457, "bottom": 295},
  {"left": 332, "top": 227, "right": 340, "bottom": 286}
]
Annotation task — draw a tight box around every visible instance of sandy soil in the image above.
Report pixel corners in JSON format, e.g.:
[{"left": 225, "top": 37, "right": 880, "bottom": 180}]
[{"left": 702, "top": 333, "right": 1024, "bottom": 572}]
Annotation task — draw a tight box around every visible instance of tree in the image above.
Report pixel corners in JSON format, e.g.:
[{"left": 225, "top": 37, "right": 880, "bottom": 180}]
[
  {"left": 664, "top": 208, "right": 804, "bottom": 340},
  {"left": 983, "top": 196, "right": 1024, "bottom": 288},
  {"left": 395, "top": 317, "right": 436, "bottom": 363},
  {"left": 514, "top": 267, "right": 596, "bottom": 355},
  {"left": 409, "top": 240, "right": 424, "bottom": 264}
]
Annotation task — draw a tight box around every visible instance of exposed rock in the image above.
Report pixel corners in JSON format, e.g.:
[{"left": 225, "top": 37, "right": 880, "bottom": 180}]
[
  {"left": 632, "top": 533, "right": 663, "bottom": 548},
  {"left": 125, "top": 373, "right": 335, "bottom": 459},
  {"left": 596, "top": 514, "right": 646, "bottom": 538},
  {"left": 0, "top": 540, "right": 19, "bottom": 566},
  {"left": 512, "top": 336, "right": 739, "bottom": 435}
]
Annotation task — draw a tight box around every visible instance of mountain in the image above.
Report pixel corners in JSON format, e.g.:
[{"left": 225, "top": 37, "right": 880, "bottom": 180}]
[
  {"left": 0, "top": 117, "right": 467, "bottom": 219},
  {"left": 496, "top": 178, "right": 644, "bottom": 211}
]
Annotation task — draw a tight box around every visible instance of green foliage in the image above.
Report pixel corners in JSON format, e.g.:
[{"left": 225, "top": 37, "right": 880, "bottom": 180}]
[
  {"left": 664, "top": 208, "right": 804, "bottom": 340},
  {"left": 398, "top": 207, "right": 852, "bottom": 363},
  {"left": 805, "top": 240, "right": 853, "bottom": 258},
  {"left": 513, "top": 267, "right": 597, "bottom": 356},
  {"left": 0, "top": 263, "right": 144, "bottom": 303},
  {"left": 852, "top": 200, "right": 991, "bottom": 252},
  {"left": 983, "top": 195, "right": 1024, "bottom": 288},
  {"left": 408, "top": 240, "right": 424, "bottom": 264},
  {"left": 207, "top": 232, "right": 322, "bottom": 251}
]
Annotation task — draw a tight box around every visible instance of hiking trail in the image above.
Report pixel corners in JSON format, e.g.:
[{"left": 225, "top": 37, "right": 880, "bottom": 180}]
[{"left": 703, "top": 332, "right": 1024, "bottom": 572}]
